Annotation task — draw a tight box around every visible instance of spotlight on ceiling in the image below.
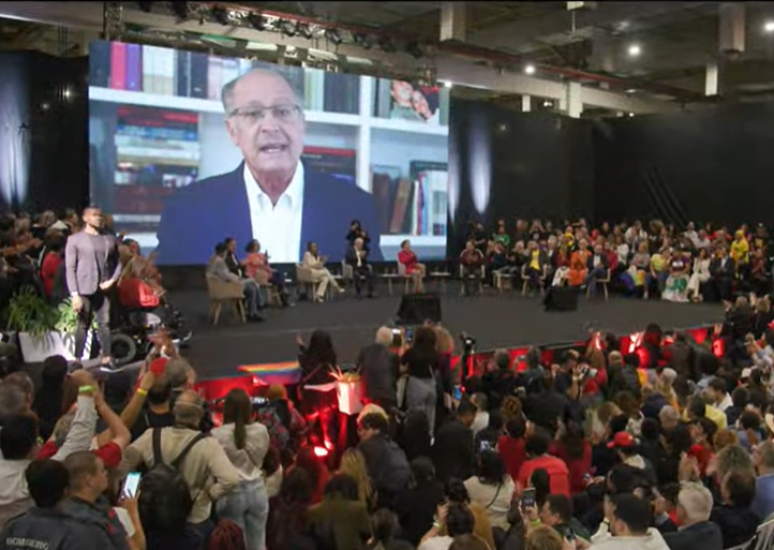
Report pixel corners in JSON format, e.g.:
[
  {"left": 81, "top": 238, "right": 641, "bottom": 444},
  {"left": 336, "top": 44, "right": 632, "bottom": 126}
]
[
  {"left": 170, "top": 1, "right": 188, "bottom": 22},
  {"left": 353, "top": 33, "right": 373, "bottom": 49},
  {"left": 246, "top": 13, "right": 265, "bottom": 31},
  {"left": 378, "top": 37, "right": 397, "bottom": 53},
  {"left": 443, "top": 80, "right": 453, "bottom": 88},
  {"left": 627, "top": 43, "right": 641, "bottom": 57},
  {"left": 325, "top": 28, "right": 342, "bottom": 45},
  {"left": 137, "top": 2, "right": 153, "bottom": 13},
  {"left": 524, "top": 64, "right": 536, "bottom": 75},
  {"left": 542, "top": 100, "right": 552, "bottom": 107},
  {"left": 279, "top": 19, "right": 297, "bottom": 37},
  {"left": 210, "top": 6, "right": 229, "bottom": 25},
  {"left": 406, "top": 41, "right": 424, "bottom": 59},
  {"left": 628, "top": 112, "right": 635, "bottom": 117},
  {"left": 765, "top": 21, "right": 774, "bottom": 33},
  {"left": 297, "top": 23, "right": 313, "bottom": 39}
]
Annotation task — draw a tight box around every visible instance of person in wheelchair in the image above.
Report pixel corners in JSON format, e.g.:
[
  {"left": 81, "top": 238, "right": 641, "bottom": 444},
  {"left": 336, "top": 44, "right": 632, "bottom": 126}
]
[{"left": 111, "top": 240, "right": 191, "bottom": 364}]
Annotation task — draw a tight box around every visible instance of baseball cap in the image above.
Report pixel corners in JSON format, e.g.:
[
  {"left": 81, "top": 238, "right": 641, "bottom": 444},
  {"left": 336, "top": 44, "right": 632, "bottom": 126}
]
[{"left": 607, "top": 431, "right": 637, "bottom": 449}]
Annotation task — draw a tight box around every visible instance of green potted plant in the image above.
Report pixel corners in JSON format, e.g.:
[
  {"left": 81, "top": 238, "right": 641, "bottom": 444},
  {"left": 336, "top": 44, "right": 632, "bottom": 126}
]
[{"left": 6, "top": 287, "right": 65, "bottom": 362}]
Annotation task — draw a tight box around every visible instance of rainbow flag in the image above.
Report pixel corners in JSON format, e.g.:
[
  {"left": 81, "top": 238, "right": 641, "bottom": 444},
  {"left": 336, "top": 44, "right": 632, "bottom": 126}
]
[{"left": 237, "top": 362, "right": 302, "bottom": 386}]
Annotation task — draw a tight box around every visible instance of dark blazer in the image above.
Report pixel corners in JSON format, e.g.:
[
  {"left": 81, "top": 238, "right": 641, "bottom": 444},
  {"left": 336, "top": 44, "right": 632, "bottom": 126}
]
[
  {"left": 156, "top": 163, "right": 384, "bottom": 266},
  {"left": 431, "top": 419, "right": 475, "bottom": 482},
  {"left": 64, "top": 230, "right": 121, "bottom": 296},
  {"left": 662, "top": 521, "right": 723, "bottom": 550},
  {"left": 225, "top": 252, "right": 241, "bottom": 276},
  {"left": 345, "top": 246, "right": 370, "bottom": 269},
  {"left": 586, "top": 253, "right": 610, "bottom": 271},
  {"left": 710, "top": 257, "right": 734, "bottom": 278}
]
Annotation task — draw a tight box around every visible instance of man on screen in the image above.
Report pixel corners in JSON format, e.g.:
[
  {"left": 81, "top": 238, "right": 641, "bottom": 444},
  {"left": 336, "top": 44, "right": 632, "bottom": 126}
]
[{"left": 155, "top": 68, "right": 383, "bottom": 265}]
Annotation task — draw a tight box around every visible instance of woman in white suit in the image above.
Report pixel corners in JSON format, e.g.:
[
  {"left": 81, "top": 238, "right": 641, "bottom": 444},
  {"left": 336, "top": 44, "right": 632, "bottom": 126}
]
[
  {"left": 687, "top": 247, "right": 711, "bottom": 302},
  {"left": 302, "top": 241, "right": 343, "bottom": 302}
]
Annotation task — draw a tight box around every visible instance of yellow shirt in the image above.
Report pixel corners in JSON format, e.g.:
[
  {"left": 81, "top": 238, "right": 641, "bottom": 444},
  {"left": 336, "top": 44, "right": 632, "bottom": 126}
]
[
  {"left": 530, "top": 250, "right": 540, "bottom": 270},
  {"left": 651, "top": 254, "right": 667, "bottom": 273},
  {"left": 730, "top": 238, "right": 749, "bottom": 265},
  {"left": 681, "top": 404, "right": 728, "bottom": 430}
]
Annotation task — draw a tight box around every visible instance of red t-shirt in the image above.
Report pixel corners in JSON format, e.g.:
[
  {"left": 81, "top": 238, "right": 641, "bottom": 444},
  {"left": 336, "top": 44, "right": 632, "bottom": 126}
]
[
  {"left": 517, "top": 455, "right": 571, "bottom": 498},
  {"left": 37, "top": 441, "right": 123, "bottom": 469},
  {"left": 549, "top": 441, "right": 592, "bottom": 495},
  {"left": 40, "top": 252, "right": 61, "bottom": 299},
  {"left": 498, "top": 435, "right": 527, "bottom": 483}
]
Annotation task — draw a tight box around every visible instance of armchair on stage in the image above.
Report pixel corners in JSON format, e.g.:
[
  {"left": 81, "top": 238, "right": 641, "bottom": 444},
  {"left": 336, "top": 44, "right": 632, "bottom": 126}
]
[
  {"left": 586, "top": 269, "right": 611, "bottom": 300},
  {"left": 205, "top": 274, "right": 245, "bottom": 325}
]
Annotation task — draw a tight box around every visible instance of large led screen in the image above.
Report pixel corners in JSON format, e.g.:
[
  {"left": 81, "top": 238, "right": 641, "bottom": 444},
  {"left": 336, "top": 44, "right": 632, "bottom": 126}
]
[{"left": 88, "top": 40, "right": 450, "bottom": 265}]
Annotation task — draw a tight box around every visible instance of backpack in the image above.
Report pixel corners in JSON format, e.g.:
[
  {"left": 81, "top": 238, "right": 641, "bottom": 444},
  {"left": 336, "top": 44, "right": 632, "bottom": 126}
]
[{"left": 138, "top": 428, "right": 208, "bottom": 533}]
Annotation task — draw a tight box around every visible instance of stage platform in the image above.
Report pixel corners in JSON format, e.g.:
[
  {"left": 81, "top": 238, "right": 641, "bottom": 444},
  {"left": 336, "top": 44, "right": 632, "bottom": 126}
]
[{"left": 171, "top": 289, "right": 726, "bottom": 381}]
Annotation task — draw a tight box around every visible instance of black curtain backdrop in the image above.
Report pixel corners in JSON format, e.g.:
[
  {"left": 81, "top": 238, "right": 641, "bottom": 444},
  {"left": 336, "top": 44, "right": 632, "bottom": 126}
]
[
  {"left": 0, "top": 51, "right": 88, "bottom": 213},
  {"left": 592, "top": 103, "right": 774, "bottom": 229},
  {"left": 447, "top": 98, "right": 594, "bottom": 257}
]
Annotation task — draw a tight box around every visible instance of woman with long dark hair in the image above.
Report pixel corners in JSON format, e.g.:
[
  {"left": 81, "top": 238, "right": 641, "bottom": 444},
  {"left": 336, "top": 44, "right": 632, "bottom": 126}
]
[
  {"left": 266, "top": 468, "right": 315, "bottom": 550},
  {"left": 463, "top": 450, "right": 515, "bottom": 530},
  {"left": 549, "top": 421, "right": 592, "bottom": 495},
  {"left": 212, "top": 388, "right": 271, "bottom": 550},
  {"left": 401, "top": 326, "right": 443, "bottom": 437}
]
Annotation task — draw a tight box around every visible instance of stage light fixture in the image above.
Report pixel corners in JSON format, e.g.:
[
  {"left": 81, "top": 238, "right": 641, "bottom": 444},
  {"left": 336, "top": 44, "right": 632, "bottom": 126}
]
[
  {"left": 524, "top": 64, "right": 536, "bottom": 75},
  {"left": 765, "top": 21, "right": 774, "bottom": 33},
  {"left": 297, "top": 23, "right": 313, "bottom": 39},
  {"left": 627, "top": 43, "right": 641, "bottom": 56},
  {"left": 325, "top": 28, "right": 342, "bottom": 45},
  {"left": 279, "top": 19, "right": 297, "bottom": 37},
  {"left": 246, "top": 12, "right": 265, "bottom": 31},
  {"left": 406, "top": 41, "right": 424, "bottom": 59},
  {"left": 170, "top": 1, "right": 188, "bottom": 22},
  {"left": 443, "top": 80, "right": 452, "bottom": 88},
  {"left": 210, "top": 6, "right": 229, "bottom": 25},
  {"left": 137, "top": 2, "right": 153, "bottom": 13}
]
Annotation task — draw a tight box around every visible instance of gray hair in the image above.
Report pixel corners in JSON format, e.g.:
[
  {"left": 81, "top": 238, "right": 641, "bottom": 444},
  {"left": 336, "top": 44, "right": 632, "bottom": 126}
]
[
  {"left": 375, "top": 326, "right": 394, "bottom": 347},
  {"left": 173, "top": 390, "right": 204, "bottom": 429},
  {"left": 658, "top": 405, "right": 680, "bottom": 425},
  {"left": 221, "top": 67, "right": 304, "bottom": 114},
  {"left": 677, "top": 482, "right": 713, "bottom": 523},
  {"left": 165, "top": 358, "right": 193, "bottom": 389}
]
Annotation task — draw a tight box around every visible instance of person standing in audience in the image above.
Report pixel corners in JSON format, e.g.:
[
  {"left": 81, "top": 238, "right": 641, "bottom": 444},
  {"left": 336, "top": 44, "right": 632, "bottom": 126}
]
[
  {"left": 121, "top": 390, "right": 240, "bottom": 550},
  {"left": 398, "top": 239, "right": 426, "bottom": 293},
  {"left": 402, "top": 327, "right": 444, "bottom": 437},
  {"left": 395, "top": 457, "right": 446, "bottom": 547},
  {"left": 517, "top": 432, "right": 570, "bottom": 498},
  {"left": 356, "top": 327, "right": 401, "bottom": 413},
  {"left": 212, "top": 388, "right": 271, "bottom": 550},
  {"left": 433, "top": 400, "right": 477, "bottom": 483},
  {"left": 357, "top": 413, "right": 411, "bottom": 509},
  {"left": 0, "top": 460, "right": 116, "bottom": 550},
  {"left": 266, "top": 468, "right": 314, "bottom": 550},
  {"left": 463, "top": 450, "right": 515, "bottom": 530},
  {"left": 307, "top": 474, "right": 371, "bottom": 550},
  {"left": 207, "top": 242, "right": 265, "bottom": 321},
  {"left": 346, "top": 237, "right": 376, "bottom": 298},
  {"left": 302, "top": 241, "right": 343, "bottom": 302}
]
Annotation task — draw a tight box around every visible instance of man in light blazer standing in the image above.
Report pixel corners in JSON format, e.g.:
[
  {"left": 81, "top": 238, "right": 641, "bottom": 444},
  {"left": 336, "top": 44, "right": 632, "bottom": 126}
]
[{"left": 65, "top": 207, "right": 122, "bottom": 368}]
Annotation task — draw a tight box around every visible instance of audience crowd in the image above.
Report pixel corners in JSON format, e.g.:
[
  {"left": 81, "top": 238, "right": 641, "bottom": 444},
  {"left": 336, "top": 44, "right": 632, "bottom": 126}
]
[{"left": 1, "top": 210, "right": 774, "bottom": 550}]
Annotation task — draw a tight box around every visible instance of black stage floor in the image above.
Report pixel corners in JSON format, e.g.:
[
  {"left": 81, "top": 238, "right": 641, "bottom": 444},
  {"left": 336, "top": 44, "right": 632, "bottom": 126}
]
[{"left": 171, "top": 288, "right": 726, "bottom": 381}]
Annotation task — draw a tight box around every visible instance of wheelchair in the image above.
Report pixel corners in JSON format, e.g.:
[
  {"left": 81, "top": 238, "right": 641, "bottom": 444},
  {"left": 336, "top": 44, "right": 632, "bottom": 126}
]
[{"left": 110, "top": 298, "right": 192, "bottom": 366}]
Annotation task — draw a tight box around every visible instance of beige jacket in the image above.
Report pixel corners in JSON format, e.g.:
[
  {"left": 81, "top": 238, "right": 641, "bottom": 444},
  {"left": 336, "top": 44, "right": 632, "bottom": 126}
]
[{"left": 121, "top": 427, "right": 239, "bottom": 524}]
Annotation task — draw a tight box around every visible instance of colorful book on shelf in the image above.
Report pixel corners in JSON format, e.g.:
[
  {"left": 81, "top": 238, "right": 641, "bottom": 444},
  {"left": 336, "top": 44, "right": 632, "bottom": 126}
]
[
  {"left": 301, "top": 147, "right": 356, "bottom": 187},
  {"left": 207, "top": 56, "right": 223, "bottom": 101},
  {"left": 389, "top": 178, "right": 415, "bottom": 234},
  {"left": 410, "top": 161, "right": 448, "bottom": 236},
  {"left": 109, "top": 42, "right": 127, "bottom": 90},
  {"left": 126, "top": 44, "right": 142, "bottom": 91},
  {"left": 190, "top": 52, "right": 209, "bottom": 99},
  {"left": 373, "top": 78, "right": 392, "bottom": 118}
]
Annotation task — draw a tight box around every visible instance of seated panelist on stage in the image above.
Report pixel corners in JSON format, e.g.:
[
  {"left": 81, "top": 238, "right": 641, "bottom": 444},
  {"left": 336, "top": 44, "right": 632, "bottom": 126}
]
[
  {"left": 207, "top": 242, "right": 264, "bottom": 321},
  {"left": 346, "top": 237, "right": 376, "bottom": 298},
  {"left": 243, "top": 238, "right": 291, "bottom": 307},
  {"left": 155, "top": 68, "right": 384, "bottom": 266},
  {"left": 302, "top": 242, "right": 343, "bottom": 302},
  {"left": 398, "top": 239, "right": 426, "bottom": 293}
]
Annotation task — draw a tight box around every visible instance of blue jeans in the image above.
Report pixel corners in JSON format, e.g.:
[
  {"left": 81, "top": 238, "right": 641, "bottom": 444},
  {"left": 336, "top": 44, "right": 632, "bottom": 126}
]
[{"left": 216, "top": 480, "right": 269, "bottom": 550}]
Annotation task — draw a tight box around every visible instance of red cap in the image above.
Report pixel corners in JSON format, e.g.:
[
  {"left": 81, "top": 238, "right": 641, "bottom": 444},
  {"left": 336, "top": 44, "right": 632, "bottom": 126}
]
[
  {"left": 149, "top": 357, "right": 168, "bottom": 376},
  {"left": 607, "top": 431, "right": 636, "bottom": 449}
]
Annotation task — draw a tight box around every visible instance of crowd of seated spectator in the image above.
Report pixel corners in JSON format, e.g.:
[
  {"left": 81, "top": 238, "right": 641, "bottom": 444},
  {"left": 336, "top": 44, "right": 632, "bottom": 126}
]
[{"left": 470, "top": 218, "right": 772, "bottom": 302}]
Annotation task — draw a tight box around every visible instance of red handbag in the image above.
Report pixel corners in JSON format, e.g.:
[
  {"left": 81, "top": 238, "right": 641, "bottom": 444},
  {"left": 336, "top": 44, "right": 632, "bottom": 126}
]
[{"left": 118, "top": 277, "right": 160, "bottom": 309}]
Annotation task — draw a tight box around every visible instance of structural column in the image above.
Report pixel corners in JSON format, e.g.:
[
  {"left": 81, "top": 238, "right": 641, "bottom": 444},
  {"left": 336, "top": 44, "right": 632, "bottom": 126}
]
[
  {"left": 440, "top": 2, "right": 466, "bottom": 42},
  {"left": 565, "top": 81, "right": 583, "bottom": 118}
]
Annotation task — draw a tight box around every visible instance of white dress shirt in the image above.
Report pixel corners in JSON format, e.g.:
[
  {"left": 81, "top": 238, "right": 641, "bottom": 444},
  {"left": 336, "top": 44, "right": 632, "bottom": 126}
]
[{"left": 243, "top": 161, "right": 305, "bottom": 264}]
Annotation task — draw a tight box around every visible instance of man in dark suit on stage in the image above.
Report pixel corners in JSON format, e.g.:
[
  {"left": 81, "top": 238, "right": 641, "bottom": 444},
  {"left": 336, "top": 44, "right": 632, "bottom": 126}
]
[
  {"left": 346, "top": 237, "right": 376, "bottom": 298},
  {"left": 155, "top": 68, "right": 383, "bottom": 266}
]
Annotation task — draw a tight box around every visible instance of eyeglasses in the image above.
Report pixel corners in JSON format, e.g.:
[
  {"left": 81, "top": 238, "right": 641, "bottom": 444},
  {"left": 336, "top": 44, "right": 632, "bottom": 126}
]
[{"left": 228, "top": 104, "right": 302, "bottom": 125}]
